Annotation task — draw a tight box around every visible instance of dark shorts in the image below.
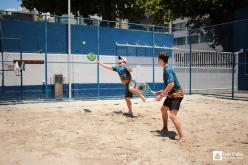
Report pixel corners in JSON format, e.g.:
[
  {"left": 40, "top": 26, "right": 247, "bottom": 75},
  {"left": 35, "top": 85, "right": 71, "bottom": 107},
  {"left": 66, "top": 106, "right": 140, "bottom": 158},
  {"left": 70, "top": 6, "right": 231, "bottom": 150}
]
[
  {"left": 163, "top": 97, "right": 183, "bottom": 111},
  {"left": 125, "top": 80, "right": 136, "bottom": 98}
]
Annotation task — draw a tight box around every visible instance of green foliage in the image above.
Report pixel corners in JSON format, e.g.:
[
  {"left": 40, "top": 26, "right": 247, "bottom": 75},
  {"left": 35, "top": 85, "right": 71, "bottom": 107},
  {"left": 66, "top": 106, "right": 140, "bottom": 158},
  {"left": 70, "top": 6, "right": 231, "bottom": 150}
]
[
  {"left": 141, "top": 0, "right": 174, "bottom": 23},
  {"left": 145, "top": 0, "right": 248, "bottom": 51},
  {"left": 21, "top": 0, "right": 98, "bottom": 17},
  {"left": 21, "top": 0, "right": 145, "bottom": 20}
]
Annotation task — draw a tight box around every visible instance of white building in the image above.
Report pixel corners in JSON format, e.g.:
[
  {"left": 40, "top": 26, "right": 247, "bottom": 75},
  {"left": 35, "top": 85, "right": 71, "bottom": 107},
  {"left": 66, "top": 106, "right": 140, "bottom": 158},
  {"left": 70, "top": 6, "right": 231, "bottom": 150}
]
[{"left": 172, "top": 18, "right": 223, "bottom": 51}]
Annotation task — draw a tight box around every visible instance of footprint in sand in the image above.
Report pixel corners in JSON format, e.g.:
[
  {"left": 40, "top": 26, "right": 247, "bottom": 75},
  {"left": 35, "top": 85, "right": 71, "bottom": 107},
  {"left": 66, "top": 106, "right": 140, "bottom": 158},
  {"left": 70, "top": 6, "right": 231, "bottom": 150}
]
[
  {"left": 84, "top": 109, "right": 92, "bottom": 113},
  {"left": 112, "top": 111, "right": 123, "bottom": 115},
  {"left": 104, "top": 111, "right": 123, "bottom": 116},
  {"left": 144, "top": 122, "right": 152, "bottom": 126}
]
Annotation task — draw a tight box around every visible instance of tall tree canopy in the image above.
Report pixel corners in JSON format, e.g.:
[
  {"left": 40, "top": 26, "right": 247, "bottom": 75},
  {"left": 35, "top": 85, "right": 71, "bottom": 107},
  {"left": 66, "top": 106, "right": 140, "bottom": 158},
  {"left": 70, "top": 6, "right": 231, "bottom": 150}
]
[
  {"left": 21, "top": 0, "right": 248, "bottom": 24},
  {"left": 21, "top": 0, "right": 145, "bottom": 21},
  {"left": 144, "top": 0, "right": 248, "bottom": 51}
]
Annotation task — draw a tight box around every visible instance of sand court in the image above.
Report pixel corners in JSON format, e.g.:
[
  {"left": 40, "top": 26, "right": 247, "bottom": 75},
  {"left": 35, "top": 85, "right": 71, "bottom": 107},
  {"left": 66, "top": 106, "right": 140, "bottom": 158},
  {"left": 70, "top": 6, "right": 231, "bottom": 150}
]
[{"left": 0, "top": 95, "right": 247, "bottom": 165}]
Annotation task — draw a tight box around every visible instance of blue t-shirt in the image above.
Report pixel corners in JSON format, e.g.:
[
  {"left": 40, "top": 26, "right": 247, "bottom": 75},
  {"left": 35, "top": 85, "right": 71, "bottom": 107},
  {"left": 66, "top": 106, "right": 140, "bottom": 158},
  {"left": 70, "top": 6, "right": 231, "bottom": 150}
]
[
  {"left": 163, "top": 65, "right": 181, "bottom": 92},
  {"left": 112, "top": 65, "right": 131, "bottom": 80}
]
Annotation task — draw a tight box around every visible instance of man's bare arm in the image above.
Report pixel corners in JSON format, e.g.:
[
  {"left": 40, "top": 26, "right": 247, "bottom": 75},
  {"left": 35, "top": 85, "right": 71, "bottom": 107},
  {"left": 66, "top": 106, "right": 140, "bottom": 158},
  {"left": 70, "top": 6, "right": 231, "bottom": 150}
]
[
  {"left": 161, "top": 82, "right": 175, "bottom": 96},
  {"left": 96, "top": 61, "right": 113, "bottom": 71},
  {"left": 126, "top": 67, "right": 133, "bottom": 72}
]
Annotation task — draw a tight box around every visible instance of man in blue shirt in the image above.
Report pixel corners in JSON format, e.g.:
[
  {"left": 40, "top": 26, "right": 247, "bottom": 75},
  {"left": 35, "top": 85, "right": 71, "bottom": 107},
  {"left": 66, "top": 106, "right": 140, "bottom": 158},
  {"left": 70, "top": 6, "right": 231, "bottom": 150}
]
[
  {"left": 155, "top": 52, "right": 185, "bottom": 142},
  {"left": 97, "top": 56, "right": 146, "bottom": 117}
]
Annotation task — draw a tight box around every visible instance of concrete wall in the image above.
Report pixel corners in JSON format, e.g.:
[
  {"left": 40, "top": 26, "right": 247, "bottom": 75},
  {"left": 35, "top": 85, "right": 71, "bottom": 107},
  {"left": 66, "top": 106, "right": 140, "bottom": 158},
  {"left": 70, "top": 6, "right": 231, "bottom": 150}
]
[
  {"left": 0, "top": 18, "right": 174, "bottom": 100},
  {"left": 0, "top": 52, "right": 237, "bottom": 101},
  {"left": 0, "top": 53, "right": 166, "bottom": 100}
]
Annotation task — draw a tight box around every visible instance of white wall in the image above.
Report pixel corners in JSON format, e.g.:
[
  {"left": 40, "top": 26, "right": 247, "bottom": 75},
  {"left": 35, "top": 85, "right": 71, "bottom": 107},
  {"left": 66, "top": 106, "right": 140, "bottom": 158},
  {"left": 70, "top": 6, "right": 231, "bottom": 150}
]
[
  {"left": 1, "top": 53, "right": 237, "bottom": 94},
  {"left": 1, "top": 53, "right": 160, "bottom": 86}
]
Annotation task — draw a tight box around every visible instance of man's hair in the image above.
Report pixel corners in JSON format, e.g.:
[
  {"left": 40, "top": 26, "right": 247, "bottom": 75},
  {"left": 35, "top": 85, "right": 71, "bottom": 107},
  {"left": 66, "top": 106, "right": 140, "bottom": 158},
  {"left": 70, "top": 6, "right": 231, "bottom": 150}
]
[
  {"left": 120, "top": 60, "right": 126, "bottom": 64},
  {"left": 158, "top": 52, "right": 169, "bottom": 63},
  {"left": 118, "top": 59, "right": 126, "bottom": 64},
  {"left": 118, "top": 56, "right": 126, "bottom": 64}
]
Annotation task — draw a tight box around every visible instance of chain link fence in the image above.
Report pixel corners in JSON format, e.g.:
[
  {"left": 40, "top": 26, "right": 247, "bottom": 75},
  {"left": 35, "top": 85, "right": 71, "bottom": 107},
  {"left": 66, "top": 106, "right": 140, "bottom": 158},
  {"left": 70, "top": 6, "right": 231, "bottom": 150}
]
[
  {"left": 1, "top": 10, "right": 248, "bottom": 102},
  {"left": 186, "top": 20, "right": 247, "bottom": 100}
]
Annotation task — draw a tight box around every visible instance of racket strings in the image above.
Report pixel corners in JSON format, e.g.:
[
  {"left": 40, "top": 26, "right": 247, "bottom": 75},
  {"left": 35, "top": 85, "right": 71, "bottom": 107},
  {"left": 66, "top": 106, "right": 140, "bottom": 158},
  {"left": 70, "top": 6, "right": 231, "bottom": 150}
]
[
  {"left": 136, "top": 83, "right": 150, "bottom": 94},
  {"left": 87, "top": 53, "right": 96, "bottom": 61}
]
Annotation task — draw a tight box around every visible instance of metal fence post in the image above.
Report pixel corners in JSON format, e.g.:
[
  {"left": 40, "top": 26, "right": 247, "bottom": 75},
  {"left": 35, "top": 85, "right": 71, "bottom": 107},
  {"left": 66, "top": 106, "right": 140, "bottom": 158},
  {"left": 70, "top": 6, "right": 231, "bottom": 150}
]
[
  {"left": 97, "top": 20, "right": 100, "bottom": 99},
  {"left": 188, "top": 29, "right": 192, "bottom": 95},
  {"left": 0, "top": 22, "right": 4, "bottom": 94},
  {"left": 115, "top": 42, "right": 118, "bottom": 57},
  {"left": 44, "top": 14, "right": 48, "bottom": 100},
  {"left": 19, "top": 39, "right": 23, "bottom": 100},
  {"left": 152, "top": 25, "right": 155, "bottom": 91},
  {"left": 68, "top": 1, "right": 72, "bottom": 99},
  {"left": 231, "top": 52, "right": 235, "bottom": 99}
]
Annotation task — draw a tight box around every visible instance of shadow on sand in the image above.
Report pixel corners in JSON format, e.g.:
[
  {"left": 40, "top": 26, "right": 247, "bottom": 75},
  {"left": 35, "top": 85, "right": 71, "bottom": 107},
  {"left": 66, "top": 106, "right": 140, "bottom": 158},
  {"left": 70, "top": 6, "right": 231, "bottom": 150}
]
[
  {"left": 112, "top": 111, "right": 141, "bottom": 118},
  {"left": 151, "top": 130, "right": 177, "bottom": 140}
]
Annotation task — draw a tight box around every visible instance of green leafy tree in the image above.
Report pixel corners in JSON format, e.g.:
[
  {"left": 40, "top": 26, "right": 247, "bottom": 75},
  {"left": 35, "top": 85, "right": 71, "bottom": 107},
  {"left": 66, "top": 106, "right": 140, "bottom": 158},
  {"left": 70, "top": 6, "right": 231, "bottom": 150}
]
[
  {"left": 169, "top": 0, "right": 248, "bottom": 51},
  {"left": 21, "top": 0, "right": 99, "bottom": 17},
  {"left": 146, "top": 0, "right": 248, "bottom": 51},
  {"left": 21, "top": 0, "right": 145, "bottom": 20},
  {"left": 140, "top": 0, "right": 174, "bottom": 24}
]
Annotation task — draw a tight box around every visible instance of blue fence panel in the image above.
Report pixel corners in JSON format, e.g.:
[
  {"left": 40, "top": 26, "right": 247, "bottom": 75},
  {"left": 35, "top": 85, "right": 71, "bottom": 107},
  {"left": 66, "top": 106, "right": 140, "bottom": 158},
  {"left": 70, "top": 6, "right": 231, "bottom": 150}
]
[
  {"left": 1, "top": 19, "right": 45, "bottom": 52},
  {"left": 1, "top": 19, "right": 173, "bottom": 55}
]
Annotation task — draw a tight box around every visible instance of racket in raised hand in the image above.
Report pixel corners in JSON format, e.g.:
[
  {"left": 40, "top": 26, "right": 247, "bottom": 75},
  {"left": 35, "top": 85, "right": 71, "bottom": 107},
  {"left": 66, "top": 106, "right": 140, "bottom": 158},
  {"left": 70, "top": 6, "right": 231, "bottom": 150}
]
[
  {"left": 135, "top": 83, "right": 155, "bottom": 95},
  {"left": 87, "top": 52, "right": 97, "bottom": 61}
]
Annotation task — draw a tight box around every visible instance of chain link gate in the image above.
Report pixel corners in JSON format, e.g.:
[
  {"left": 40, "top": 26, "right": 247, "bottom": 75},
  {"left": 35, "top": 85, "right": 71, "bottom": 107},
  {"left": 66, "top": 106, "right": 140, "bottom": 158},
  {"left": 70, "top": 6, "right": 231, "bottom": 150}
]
[{"left": 0, "top": 38, "right": 23, "bottom": 102}]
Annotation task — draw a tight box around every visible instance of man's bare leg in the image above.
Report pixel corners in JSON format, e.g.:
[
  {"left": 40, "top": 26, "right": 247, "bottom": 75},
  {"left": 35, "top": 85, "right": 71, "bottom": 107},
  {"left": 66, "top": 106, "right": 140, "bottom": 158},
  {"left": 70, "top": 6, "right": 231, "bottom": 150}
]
[
  {"left": 169, "top": 110, "right": 185, "bottom": 142},
  {"left": 129, "top": 87, "right": 146, "bottom": 102},
  {"left": 161, "top": 106, "right": 169, "bottom": 131},
  {"left": 167, "top": 110, "right": 170, "bottom": 122},
  {"left": 125, "top": 97, "right": 133, "bottom": 116}
]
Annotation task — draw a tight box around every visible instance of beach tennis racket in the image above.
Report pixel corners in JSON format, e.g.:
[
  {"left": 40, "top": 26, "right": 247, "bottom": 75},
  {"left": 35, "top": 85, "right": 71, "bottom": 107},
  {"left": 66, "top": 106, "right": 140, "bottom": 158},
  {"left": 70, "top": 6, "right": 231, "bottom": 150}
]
[
  {"left": 135, "top": 83, "right": 155, "bottom": 95},
  {"left": 87, "top": 52, "right": 96, "bottom": 61}
]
